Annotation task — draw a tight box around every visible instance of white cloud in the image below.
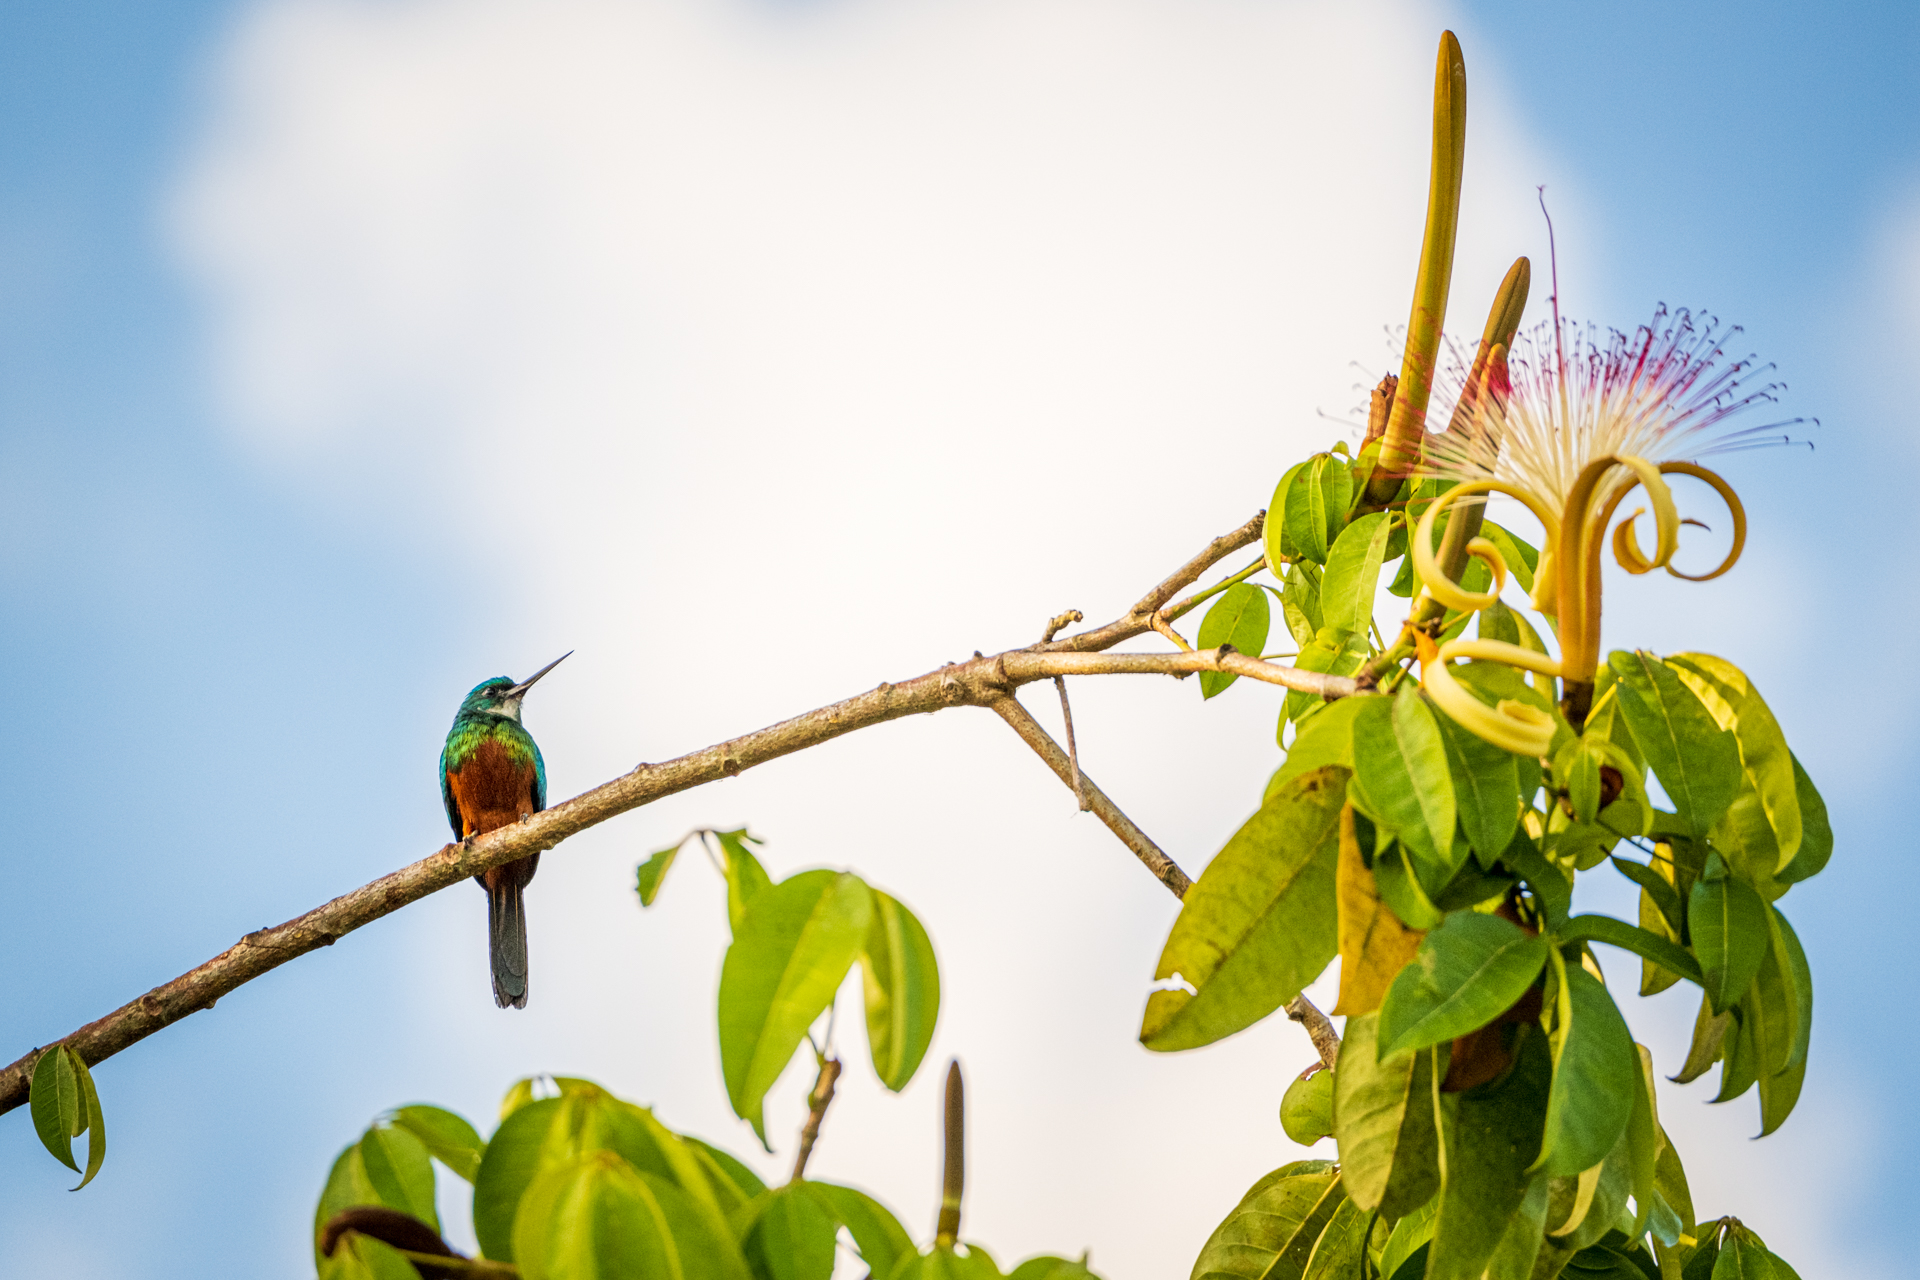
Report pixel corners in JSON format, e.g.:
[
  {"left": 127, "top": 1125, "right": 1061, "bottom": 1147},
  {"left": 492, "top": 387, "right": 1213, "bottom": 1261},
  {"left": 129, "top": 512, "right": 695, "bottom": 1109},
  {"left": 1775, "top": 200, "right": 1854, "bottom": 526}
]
[{"left": 167, "top": 1, "right": 1861, "bottom": 1275}]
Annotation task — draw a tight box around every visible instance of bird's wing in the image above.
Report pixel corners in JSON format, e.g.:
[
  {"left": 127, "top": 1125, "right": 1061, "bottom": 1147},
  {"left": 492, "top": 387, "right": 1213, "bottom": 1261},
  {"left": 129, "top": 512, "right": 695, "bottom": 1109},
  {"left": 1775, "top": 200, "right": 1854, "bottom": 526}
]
[
  {"left": 531, "top": 737, "right": 548, "bottom": 813},
  {"left": 439, "top": 743, "right": 461, "bottom": 839}
]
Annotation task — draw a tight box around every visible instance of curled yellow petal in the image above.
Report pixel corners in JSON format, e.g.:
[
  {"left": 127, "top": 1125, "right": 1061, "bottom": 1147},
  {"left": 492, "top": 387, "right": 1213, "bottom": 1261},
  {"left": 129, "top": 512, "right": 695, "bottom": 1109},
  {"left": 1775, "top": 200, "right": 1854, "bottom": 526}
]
[
  {"left": 1421, "top": 643, "right": 1558, "bottom": 757},
  {"left": 1658, "top": 461, "right": 1746, "bottom": 582},
  {"left": 1612, "top": 509, "right": 1654, "bottom": 574},
  {"left": 1613, "top": 455, "right": 1680, "bottom": 569},
  {"left": 1412, "top": 479, "right": 1554, "bottom": 614}
]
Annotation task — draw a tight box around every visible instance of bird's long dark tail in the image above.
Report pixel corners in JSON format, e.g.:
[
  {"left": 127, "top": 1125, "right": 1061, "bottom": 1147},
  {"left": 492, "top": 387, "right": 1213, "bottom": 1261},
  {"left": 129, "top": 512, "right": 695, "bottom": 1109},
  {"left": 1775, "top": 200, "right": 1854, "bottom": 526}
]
[{"left": 486, "top": 862, "right": 533, "bottom": 1009}]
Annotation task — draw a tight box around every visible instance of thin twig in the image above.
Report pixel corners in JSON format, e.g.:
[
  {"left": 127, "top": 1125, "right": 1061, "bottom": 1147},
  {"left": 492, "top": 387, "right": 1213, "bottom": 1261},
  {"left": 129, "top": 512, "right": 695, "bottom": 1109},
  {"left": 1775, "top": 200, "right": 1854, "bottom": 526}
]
[
  {"left": 0, "top": 511, "right": 1353, "bottom": 1115},
  {"left": 1286, "top": 996, "right": 1341, "bottom": 1071},
  {"left": 1040, "top": 609, "right": 1084, "bottom": 643},
  {"left": 788, "top": 1055, "right": 843, "bottom": 1184},
  {"left": 1052, "top": 678, "right": 1088, "bottom": 811},
  {"left": 988, "top": 696, "right": 1193, "bottom": 899}
]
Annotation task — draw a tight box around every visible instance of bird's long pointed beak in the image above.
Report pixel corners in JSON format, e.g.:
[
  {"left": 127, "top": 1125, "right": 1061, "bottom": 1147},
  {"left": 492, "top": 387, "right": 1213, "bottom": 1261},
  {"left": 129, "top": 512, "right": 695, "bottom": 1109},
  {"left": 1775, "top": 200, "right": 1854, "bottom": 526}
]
[{"left": 508, "top": 651, "right": 572, "bottom": 698}]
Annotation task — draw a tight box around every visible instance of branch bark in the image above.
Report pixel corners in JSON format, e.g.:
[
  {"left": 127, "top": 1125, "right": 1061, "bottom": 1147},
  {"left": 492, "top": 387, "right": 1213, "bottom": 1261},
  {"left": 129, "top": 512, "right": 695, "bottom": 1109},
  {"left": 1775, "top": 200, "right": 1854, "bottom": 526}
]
[
  {"left": 788, "top": 1055, "right": 843, "bottom": 1184},
  {"left": 4, "top": 511, "right": 1364, "bottom": 1115}
]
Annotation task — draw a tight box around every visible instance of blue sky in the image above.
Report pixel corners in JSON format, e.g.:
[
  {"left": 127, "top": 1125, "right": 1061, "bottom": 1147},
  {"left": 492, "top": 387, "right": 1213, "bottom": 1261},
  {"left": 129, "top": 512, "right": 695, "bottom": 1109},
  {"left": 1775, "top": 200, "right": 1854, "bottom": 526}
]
[{"left": 1, "top": 2, "right": 1914, "bottom": 1277}]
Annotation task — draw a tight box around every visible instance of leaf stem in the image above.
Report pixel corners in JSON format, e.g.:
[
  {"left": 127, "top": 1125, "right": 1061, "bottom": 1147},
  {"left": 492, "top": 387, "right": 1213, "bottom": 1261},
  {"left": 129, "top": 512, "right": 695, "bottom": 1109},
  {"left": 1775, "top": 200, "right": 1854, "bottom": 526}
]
[{"left": 935, "top": 1061, "right": 965, "bottom": 1247}]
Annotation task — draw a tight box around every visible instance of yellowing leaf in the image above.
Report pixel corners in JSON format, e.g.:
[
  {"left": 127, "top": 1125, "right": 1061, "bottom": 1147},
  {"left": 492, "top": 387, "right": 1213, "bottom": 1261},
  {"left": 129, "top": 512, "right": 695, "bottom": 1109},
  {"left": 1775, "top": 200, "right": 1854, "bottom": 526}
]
[{"left": 1333, "top": 805, "right": 1425, "bottom": 1016}]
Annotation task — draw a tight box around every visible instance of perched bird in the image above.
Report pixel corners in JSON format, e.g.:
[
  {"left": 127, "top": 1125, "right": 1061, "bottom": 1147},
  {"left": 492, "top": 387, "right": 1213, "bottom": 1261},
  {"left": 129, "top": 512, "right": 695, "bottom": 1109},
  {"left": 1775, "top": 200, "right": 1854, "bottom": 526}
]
[{"left": 439, "top": 653, "right": 569, "bottom": 1008}]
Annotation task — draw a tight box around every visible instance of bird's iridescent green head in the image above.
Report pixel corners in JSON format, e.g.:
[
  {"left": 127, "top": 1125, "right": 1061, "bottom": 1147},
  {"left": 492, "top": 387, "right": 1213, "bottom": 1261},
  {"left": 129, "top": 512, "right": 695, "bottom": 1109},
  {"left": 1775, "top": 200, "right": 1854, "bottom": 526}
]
[{"left": 455, "top": 652, "right": 571, "bottom": 724}]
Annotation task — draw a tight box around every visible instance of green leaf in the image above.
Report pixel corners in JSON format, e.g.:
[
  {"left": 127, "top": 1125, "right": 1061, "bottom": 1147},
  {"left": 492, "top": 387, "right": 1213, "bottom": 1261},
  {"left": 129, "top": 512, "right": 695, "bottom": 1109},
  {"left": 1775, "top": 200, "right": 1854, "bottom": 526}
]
[
  {"left": 684, "top": 1139, "right": 765, "bottom": 1217},
  {"left": 1376, "top": 1196, "right": 1437, "bottom": 1280},
  {"left": 1712, "top": 1005, "right": 1758, "bottom": 1104},
  {"left": 359, "top": 1124, "right": 439, "bottom": 1232},
  {"left": 1268, "top": 697, "right": 1366, "bottom": 798},
  {"left": 1482, "top": 1173, "right": 1550, "bottom": 1280},
  {"left": 637, "top": 842, "right": 680, "bottom": 907},
  {"left": 1142, "top": 769, "right": 1345, "bottom": 1052},
  {"left": 1371, "top": 840, "right": 1445, "bottom": 932},
  {"left": 1625, "top": 1045, "right": 1660, "bottom": 1236},
  {"left": 1667, "top": 655, "right": 1800, "bottom": 872},
  {"left": 1561, "top": 914, "right": 1702, "bottom": 987},
  {"left": 1427, "top": 1026, "right": 1551, "bottom": 1280},
  {"left": 859, "top": 888, "right": 941, "bottom": 1091},
  {"left": 1332, "top": 1014, "right": 1441, "bottom": 1217},
  {"left": 1688, "top": 863, "right": 1768, "bottom": 1014},
  {"left": 1350, "top": 691, "right": 1458, "bottom": 887},
  {"left": 1281, "top": 562, "right": 1324, "bottom": 649},
  {"left": 1378, "top": 913, "right": 1550, "bottom": 1059},
  {"left": 745, "top": 1183, "right": 841, "bottom": 1280},
  {"left": 1751, "top": 907, "right": 1811, "bottom": 1137},
  {"left": 1777, "top": 757, "right": 1831, "bottom": 884},
  {"left": 1280, "top": 1068, "right": 1335, "bottom": 1146},
  {"left": 1268, "top": 461, "right": 1313, "bottom": 567},
  {"left": 1536, "top": 962, "right": 1636, "bottom": 1179},
  {"left": 1321, "top": 512, "right": 1394, "bottom": 636},
  {"left": 1434, "top": 701, "right": 1521, "bottom": 862},
  {"left": 513, "top": 1152, "right": 749, "bottom": 1280},
  {"left": 1007, "top": 1256, "right": 1102, "bottom": 1280},
  {"left": 805, "top": 1182, "right": 915, "bottom": 1280},
  {"left": 1606, "top": 652, "right": 1741, "bottom": 838},
  {"left": 1189, "top": 1166, "right": 1347, "bottom": 1280},
  {"left": 1198, "top": 582, "right": 1273, "bottom": 698},
  {"left": 320, "top": 1231, "right": 422, "bottom": 1280},
  {"left": 30, "top": 1044, "right": 83, "bottom": 1176},
  {"left": 720, "top": 870, "right": 874, "bottom": 1142},
  {"left": 717, "top": 830, "right": 774, "bottom": 937},
  {"left": 1302, "top": 1193, "right": 1372, "bottom": 1280},
  {"left": 1671, "top": 992, "right": 1732, "bottom": 1085},
  {"left": 1480, "top": 522, "right": 1538, "bottom": 593},
  {"left": 1285, "top": 628, "right": 1371, "bottom": 724},
  {"left": 1610, "top": 857, "right": 1684, "bottom": 937},
  {"left": 893, "top": 1244, "right": 1006, "bottom": 1280},
  {"left": 389, "top": 1105, "right": 486, "bottom": 1184}
]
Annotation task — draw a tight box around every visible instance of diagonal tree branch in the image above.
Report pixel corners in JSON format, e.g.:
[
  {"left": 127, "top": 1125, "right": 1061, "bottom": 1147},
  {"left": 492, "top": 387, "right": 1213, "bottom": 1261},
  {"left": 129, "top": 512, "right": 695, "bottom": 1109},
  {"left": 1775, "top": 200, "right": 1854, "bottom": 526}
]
[{"left": 0, "top": 509, "right": 1361, "bottom": 1115}]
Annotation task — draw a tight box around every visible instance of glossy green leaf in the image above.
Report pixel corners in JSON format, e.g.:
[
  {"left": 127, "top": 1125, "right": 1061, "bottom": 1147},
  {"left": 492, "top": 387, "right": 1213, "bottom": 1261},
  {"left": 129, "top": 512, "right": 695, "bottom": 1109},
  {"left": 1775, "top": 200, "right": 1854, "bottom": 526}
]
[
  {"left": 1752, "top": 908, "right": 1811, "bottom": 1136},
  {"left": 1268, "top": 698, "right": 1366, "bottom": 799},
  {"left": 893, "top": 1244, "right": 1005, "bottom": 1280},
  {"left": 1376, "top": 1196, "right": 1437, "bottom": 1280},
  {"left": 684, "top": 1140, "right": 763, "bottom": 1218},
  {"left": 472, "top": 1087, "right": 722, "bottom": 1262},
  {"left": 717, "top": 830, "right": 774, "bottom": 937},
  {"left": 1480, "top": 522, "right": 1538, "bottom": 593},
  {"left": 30, "top": 1044, "right": 84, "bottom": 1177},
  {"left": 1688, "top": 864, "right": 1768, "bottom": 1014},
  {"left": 1611, "top": 857, "right": 1684, "bottom": 936},
  {"left": 1777, "top": 757, "right": 1831, "bottom": 884},
  {"left": 637, "top": 842, "right": 679, "bottom": 907},
  {"left": 1279, "top": 1068, "right": 1335, "bottom": 1146},
  {"left": 720, "top": 870, "right": 874, "bottom": 1141},
  {"left": 319, "top": 1232, "right": 421, "bottom": 1280},
  {"left": 1562, "top": 914, "right": 1702, "bottom": 987},
  {"left": 1501, "top": 830, "right": 1570, "bottom": 930},
  {"left": 1198, "top": 583, "right": 1272, "bottom": 698},
  {"left": 1654, "top": 1125, "right": 1695, "bottom": 1242},
  {"left": 1667, "top": 655, "right": 1800, "bottom": 872},
  {"left": 359, "top": 1124, "right": 438, "bottom": 1232},
  {"left": 744, "top": 1183, "right": 840, "bottom": 1280},
  {"left": 1482, "top": 1173, "right": 1550, "bottom": 1280},
  {"left": 389, "top": 1105, "right": 485, "bottom": 1184},
  {"left": 1007, "top": 1256, "right": 1102, "bottom": 1280},
  {"left": 1712, "top": 1006, "right": 1758, "bottom": 1105},
  {"left": 513, "top": 1152, "right": 749, "bottom": 1280},
  {"left": 1189, "top": 1166, "right": 1347, "bottom": 1280},
  {"left": 1371, "top": 840, "right": 1445, "bottom": 931},
  {"left": 1625, "top": 1045, "right": 1660, "bottom": 1236},
  {"left": 1536, "top": 963, "right": 1636, "bottom": 1179},
  {"left": 859, "top": 888, "right": 940, "bottom": 1092},
  {"left": 1332, "top": 1014, "right": 1441, "bottom": 1217},
  {"left": 1321, "top": 512, "right": 1393, "bottom": 636},
  {"left": 1268, "top": 461, "right": 1312, "bottom": 567},
  {"left": 1427, "top": 1027, "right": 1551, "bottom": 1280},
  {"left": 1281, "top": 562, "right": 1324, "bottom": 649},
  {"left": 1302, "top": 1193, "right": 1372, "bottom": 1280},
  {"left": 1285, "top": 628, "right": 1372, "bottom": 724},
  {"left": 1142, "top": 768, "right": 1345, "bottom": 1052},
  {"left": 805, "top": 1182, "right": 915, "bottom": 1280},
  {"left": 1378, "top": 913, "right": 1549, "bottom": 1059},
  {"left": 1350, "top": 691, "right": 1458, "bottom": 886},
  {"left": 1434, "top": 701, "right": 1521, "bottom": 861},
  {"left": 1607, "top": 652, "right": 1741, "bottom": 838}
]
